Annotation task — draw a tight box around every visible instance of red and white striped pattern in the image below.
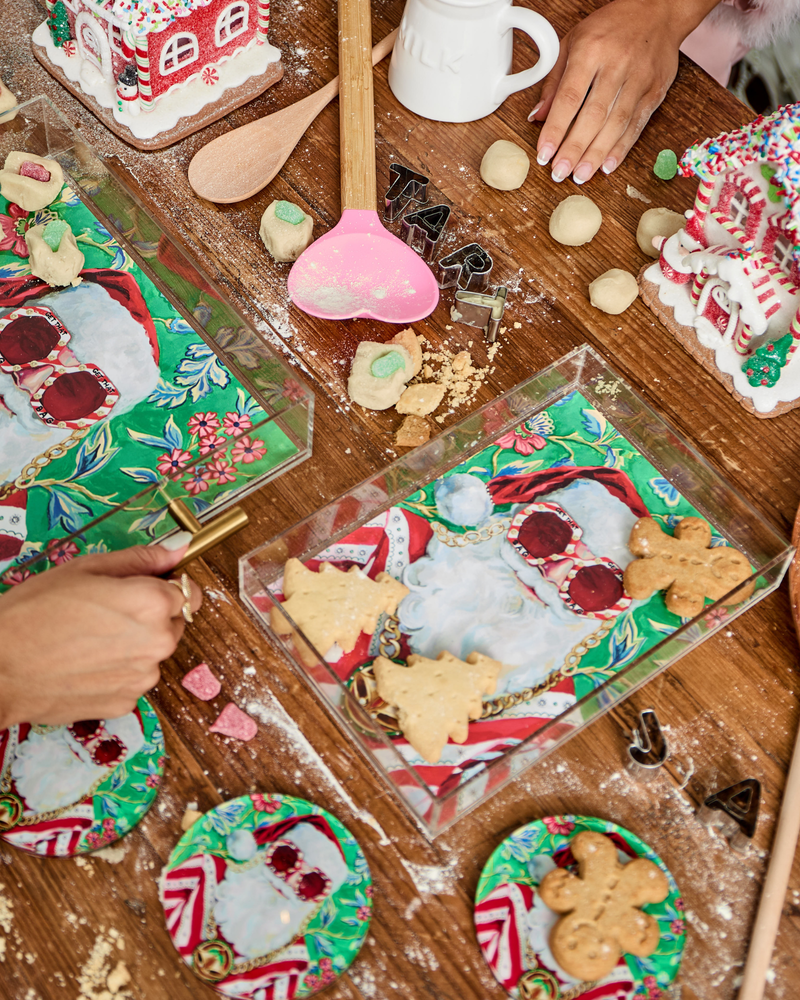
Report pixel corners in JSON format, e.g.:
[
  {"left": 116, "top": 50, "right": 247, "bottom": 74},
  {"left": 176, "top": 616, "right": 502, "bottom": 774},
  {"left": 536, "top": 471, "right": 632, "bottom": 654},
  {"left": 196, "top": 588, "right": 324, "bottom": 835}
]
[
  {"left": 690, "top": 270, "right": 711, "bottom": 307},
  {"left": 134, "top": 38, "right": 153, "bottom": 109},
  {"left": 256, "top": 0, "right": 271, "bottom": 42},
  {"left": 687, "top": 177, "right": 715, "bottom": 244},
  {"left": 788, "top": 306, "right": 800, "bottom": 356}
]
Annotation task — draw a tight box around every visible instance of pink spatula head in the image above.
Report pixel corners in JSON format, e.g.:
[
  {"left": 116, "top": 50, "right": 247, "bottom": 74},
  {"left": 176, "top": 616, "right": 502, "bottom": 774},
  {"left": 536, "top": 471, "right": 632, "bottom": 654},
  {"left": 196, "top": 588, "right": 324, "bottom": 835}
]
[
  {"left": 287, "top": 209, "right": 439, "bottom": 321},
  {"left": 288, "top": 0, "right": 439, "bottom": 324}
]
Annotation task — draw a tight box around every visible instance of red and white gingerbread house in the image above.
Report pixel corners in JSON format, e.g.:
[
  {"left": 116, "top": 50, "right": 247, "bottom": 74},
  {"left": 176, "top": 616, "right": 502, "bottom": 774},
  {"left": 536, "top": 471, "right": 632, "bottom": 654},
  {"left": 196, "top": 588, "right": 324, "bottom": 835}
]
[
  {"left": 32, "top": 0, "right": 281, "bottom": 142},
  {"left": 641, "top": 103, "right": 800, "bottom": 417}
]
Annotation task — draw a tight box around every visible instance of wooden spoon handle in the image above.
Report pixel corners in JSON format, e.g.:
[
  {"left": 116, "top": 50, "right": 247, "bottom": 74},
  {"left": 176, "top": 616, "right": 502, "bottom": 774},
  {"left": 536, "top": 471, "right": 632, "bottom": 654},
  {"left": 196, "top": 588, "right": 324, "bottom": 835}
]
[{"left": 339, "top": 0, "right": 376, "bottom": 210}]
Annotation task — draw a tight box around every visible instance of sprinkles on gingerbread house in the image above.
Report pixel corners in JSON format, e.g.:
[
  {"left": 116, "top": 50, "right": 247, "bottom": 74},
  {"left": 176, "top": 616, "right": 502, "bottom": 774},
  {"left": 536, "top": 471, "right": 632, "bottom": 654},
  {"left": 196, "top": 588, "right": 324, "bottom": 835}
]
[
  {"left": 639, "top": 102, "right": 800, "bottom": 418},
  {"left": 31, "top": 0, "right": 282, "bottom": 143}
]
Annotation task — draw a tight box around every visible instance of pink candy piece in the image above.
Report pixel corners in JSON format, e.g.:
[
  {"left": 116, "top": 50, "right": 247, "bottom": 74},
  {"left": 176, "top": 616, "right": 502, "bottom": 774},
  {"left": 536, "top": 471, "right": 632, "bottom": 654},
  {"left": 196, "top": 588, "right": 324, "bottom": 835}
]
[
  {"left": 181, "top": 663, "right": 221, "bottom": 701},
  {"left": 209, "top": 703, "right": 258, "bottom": 742},
  {"left": 19, "top": 160, "right": 51, "bottom": 183}
]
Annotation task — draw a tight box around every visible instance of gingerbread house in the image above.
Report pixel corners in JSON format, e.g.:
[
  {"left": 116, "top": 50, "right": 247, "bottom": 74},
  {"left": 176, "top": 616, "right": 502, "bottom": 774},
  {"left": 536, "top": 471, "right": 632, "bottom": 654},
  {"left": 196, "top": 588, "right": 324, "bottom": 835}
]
[
  {"left": 640, "top": 103, "right": 800, "bottom": 418},
  {"left": 31, "top": 0, "right": 282, "bottom": 145}
]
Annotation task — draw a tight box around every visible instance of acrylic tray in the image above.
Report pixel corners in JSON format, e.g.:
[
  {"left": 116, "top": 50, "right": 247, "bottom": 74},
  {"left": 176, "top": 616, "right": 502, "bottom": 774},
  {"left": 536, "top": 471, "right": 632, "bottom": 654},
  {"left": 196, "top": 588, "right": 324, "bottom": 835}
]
[
  {"left": 240, "top": 346, "right": 792, "bottom": 838},
  {"left": 0, "top": 97, "right": 312, "bottom": 582}
]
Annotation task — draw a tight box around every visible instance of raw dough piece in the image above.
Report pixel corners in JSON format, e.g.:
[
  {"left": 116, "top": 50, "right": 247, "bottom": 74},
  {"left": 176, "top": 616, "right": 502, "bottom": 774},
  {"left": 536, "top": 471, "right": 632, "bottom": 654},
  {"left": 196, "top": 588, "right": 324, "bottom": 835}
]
[
  {"left": 373, "top": 651, "right": 503, "bottom": 763},
  {"left": 348, "top": 341, "right": 414, "bottom": 410},
  {"left": 25, "top": 221, "right": 84, "bottom": 287},
  {"left": 480, "top": 140, "right": 530, "bottom": 191},
  {"left": 0, "top": 151, "right": 64, "bottom": 211},
  {"left": 395, "top": 414, "right": 430, "bottom": 447},
  {"left": 549, "top": 195, "right": 602, "bottom": 246},
  {"left": 0, "top": 80, "right": 17, "bottom": 121},
  {"left": 389, "top": 327, "right": 423, "bottom": 375},
  {"left": 589, "top": 268, "right": 639, "bottom": 314},
  {"left": 209, "top": 703, "right": 258, "bottom": 741},
  {"left": 396, "top": 382, "right": 445, "bottom": 416},
  {"left": 636, "top": 207, "right": 685, "bottom": 257},
  {"left": 181, "top": 663, "right": 221, "bottom": 701},
  {"left": 259, "top": 199, "right": 314, "bottom": 262}
]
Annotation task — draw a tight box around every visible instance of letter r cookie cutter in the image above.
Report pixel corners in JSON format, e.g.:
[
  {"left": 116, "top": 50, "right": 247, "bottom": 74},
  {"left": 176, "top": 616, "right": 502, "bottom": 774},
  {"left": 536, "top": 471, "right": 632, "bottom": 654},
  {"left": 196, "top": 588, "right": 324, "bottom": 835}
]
[
  {"left": 384, "top": 163, "right": 429, "bottom": 222},
  {"left": 437, "top": 243, "right": 494, "bottom": 291}
]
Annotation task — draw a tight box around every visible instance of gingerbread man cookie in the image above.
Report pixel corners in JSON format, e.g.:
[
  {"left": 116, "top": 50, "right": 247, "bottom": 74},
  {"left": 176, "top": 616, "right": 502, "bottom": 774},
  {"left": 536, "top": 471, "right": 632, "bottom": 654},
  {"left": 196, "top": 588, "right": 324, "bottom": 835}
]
[
  {"left": 271, "top": 559, "right": 409, "bottom": 666},
  {"left": 372, "top": 650, "right": 502, "bottom": 763},
  {"left": 538, "top": 830, "right": 669, "bottom": 981},
  {"left": 623, "top": 516, "right": 753, "bottom": 618}
]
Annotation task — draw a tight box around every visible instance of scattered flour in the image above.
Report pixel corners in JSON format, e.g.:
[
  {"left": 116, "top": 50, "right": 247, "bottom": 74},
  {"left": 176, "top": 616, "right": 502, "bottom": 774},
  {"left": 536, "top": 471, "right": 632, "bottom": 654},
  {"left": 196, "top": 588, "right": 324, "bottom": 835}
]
[
  {"left": 77, "top": 931, "right": 131, "bottom": 1000},
  {"left": 400, "top": 859, "right": 459, "bottom": 897},
  {"left": 0, "top": 883, "right": 12, "bottom": 962}
]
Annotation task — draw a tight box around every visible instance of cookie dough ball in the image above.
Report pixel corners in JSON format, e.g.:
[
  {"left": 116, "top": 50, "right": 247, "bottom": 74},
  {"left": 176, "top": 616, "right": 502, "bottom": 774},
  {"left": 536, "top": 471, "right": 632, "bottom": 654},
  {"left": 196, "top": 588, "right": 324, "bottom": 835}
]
[
  {"left": 480, "top": 140, "right": 530, "bottom": 191},
  {"left": 589, "top": 269, "right": 639, "bottom": 315},
  {"left": 259, "top": 199, "right": 314, "bottom": 262},
  {"left": 0, "top": 80, "right": 17, "bottom": 121},
  {"left": 25, "top": 220, "right": 84, "bottom": 287},
  {"left": 0, "top": 151, "right": 64, "bottom": 211},
  {"left": 636, "top": 207, "right": 686, "bottom": 257},
  {"left": 348, "top": 341, "right": 414, "bottom": 410},
  {"left": 549, "top": 195, "right": 602, "bottom": 246}
]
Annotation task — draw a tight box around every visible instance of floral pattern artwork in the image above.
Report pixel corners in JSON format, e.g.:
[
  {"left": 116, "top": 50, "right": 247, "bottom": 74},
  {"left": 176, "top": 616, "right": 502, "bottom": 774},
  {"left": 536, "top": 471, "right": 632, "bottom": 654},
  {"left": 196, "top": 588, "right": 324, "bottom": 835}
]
[
  {"left": 474, "top": 815, "right": 685, "bottom": 1000},
  {"left": 0, "top": 178, "right": 303, "bottom": 586},
  {"left": 161, "top": 794, "right": 372, "bottom": 999},
  {"left": 0, "top": 696, "right": 164, "bottom": 857}
]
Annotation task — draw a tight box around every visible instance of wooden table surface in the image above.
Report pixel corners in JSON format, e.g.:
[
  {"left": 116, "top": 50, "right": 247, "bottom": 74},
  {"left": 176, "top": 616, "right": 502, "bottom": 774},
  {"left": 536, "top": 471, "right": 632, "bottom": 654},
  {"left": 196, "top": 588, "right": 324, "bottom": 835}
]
[{"left": 3, "top": 0, "right": 800, "bottom": 997}]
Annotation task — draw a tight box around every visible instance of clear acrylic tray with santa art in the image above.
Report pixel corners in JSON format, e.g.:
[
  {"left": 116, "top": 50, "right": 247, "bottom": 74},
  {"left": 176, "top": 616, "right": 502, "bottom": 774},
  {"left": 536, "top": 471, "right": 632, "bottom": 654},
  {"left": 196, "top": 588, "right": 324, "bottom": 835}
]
[
  {"left": 240, "top": 345, "right": 792, "bottom": 838},
  {"left": 0, "top": 97, "right": 312, "bottom": 583}
]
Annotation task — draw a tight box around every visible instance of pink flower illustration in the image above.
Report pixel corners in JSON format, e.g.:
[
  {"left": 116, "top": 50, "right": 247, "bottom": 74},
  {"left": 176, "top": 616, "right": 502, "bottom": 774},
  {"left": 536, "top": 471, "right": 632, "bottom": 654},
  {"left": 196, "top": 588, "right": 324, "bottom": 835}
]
[
  {"left": 156, "top": 448, "right": 193, "bottom": 476},
  {"left": 365, "top": 885, "right": 374, "bottom": 898},
  {"left": 670, "top": 918, "right": 685, "bottom": 935},
  {"left": 282, "top": 378, "right": 306, "bottom": 402},
  {"left": 188, "top": 412, "right": 221, "bottom": 436},
  {"left": 145, "top": 774, "right": 160, "bottom": 788},
  {"left": 184, "top": 468, "right": 211, "bottom": 495},
  {"left": 252, "top": 793, "right": 282, "bottom": 814},
  {"left": 318, "top": 958, "right": 337, "bottom": 983},
  {"left": 4, "top": 567, "right": 31, "bottom": 586},
  {"left": 222, "top": 411, "right": 252, "bottom": 434},
  {"left": 198, "top": 433, "right": 226, "bottom": 456},
  {"left": 356, "top": 905, "right": 371, "bottom": 921},
  {"left": 704, "top": 607, "right": 730, "bottom": 628},
  {"left": 0, "top": 203, "right": 31, "bottom": 257},
  {"left": 675, "top": 897, "right": 685, "bottom": 911},
  {"left": 303, "top": 974, "right": 322, "bottom": 991},
  {"left": 230, "top": 435, "right": 266, "bottom": 464},
  {"left": 48, "top": 539, "right": 79, "bottom": 565},
  {"left": 206, "top": 458, "right": 237, "bottom": 484},
  {"left": 495, "top": 427, "right": 548, "bottom": 455},
  {"left": 543, "top": 816, "right": 575, "bottom": 836},
  {"left": 201, "top": 67, "right": 219, "bottom": 85}
]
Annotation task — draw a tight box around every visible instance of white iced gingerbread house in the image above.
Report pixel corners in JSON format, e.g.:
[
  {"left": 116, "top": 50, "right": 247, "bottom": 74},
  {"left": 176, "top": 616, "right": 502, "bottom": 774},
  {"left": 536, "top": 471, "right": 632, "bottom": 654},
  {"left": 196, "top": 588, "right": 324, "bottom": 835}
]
[
  {"left": 32, "top": 0, "right": 281, "bottom": 141},
  {"left": 643, "top": 103, "right": 800, "bottom": 416}
]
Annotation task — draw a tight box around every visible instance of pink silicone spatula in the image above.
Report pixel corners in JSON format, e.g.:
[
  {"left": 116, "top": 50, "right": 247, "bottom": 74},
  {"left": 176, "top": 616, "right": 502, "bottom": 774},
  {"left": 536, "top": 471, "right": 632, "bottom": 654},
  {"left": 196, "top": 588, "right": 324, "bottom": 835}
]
[{"left": 287, "top": 0, "right": 439, "bottom": 323}]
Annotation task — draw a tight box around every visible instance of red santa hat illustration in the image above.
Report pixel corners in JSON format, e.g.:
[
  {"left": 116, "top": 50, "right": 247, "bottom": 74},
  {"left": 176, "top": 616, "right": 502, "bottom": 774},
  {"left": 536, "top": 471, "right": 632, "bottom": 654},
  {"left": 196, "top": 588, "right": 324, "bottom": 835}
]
[
  {"left": 0, "top": 489, "right": 26, "bottom": 562},
  {"left": 488, "top": 466, "right": 650, "bottom": 517}
]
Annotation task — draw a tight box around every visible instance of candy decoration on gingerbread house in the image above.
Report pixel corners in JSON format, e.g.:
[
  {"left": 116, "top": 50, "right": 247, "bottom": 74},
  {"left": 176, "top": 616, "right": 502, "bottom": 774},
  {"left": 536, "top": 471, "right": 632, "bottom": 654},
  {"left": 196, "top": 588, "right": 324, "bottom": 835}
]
[
  {"left": 31, "top": 0, "right": 283, "bottom": 146},
  {"left": 639, "top": 102, "right": 800, "bottom": 418}
]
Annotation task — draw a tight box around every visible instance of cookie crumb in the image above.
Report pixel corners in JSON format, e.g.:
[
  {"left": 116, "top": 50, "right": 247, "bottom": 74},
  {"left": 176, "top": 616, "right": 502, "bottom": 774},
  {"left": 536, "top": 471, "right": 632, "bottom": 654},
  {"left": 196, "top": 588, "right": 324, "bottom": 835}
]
[{"left": 395, "top": 415, "right": 430, "bottom": 448}]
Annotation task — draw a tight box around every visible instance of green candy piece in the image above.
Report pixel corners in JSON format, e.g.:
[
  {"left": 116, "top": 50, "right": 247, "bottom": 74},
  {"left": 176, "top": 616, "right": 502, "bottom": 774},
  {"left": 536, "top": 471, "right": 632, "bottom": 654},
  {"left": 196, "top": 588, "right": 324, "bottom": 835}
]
[
  {"left": 275, "top": 200, "right": 306, "bottom": 225},
  {"left": 42, "top": 219, "right": 69, "bottom": 252},
  {"left": 370, "top": 351, "right": 406, "bottom": 378},
  {"left": 743, "top": 333, "right": 792, "bottom": 388},
  {"left": 654, "top": 149, "right": 678, "bottom": 181}
]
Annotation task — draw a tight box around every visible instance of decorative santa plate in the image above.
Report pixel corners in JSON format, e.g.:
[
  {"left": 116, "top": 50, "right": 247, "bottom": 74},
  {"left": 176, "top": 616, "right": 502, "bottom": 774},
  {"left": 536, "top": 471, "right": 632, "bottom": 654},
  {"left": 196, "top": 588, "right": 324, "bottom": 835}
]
[
  {"left": 474, "top": 815, "right": 685, "bottom": 1000},
  {"left": 0, "top": 696, "right": 165, "bottom": 856},
  {"left": 160, "top": 793, "right": 373, "bottom": 999}
]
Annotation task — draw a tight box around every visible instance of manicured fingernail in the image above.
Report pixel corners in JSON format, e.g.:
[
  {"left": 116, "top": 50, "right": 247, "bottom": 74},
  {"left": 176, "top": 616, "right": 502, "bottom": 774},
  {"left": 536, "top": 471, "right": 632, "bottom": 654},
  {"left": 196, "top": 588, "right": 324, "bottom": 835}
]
[
  {"left": 573, "top": 162, "right": 593, "bottom": 185},
  {"left": 551, "top": 159, "right": 571, "bottom": 183},
  {"left": 537, "top": 143, "right": 555, "bottom": 166},
  {"left": 601, "top": 157, "right": 617, "bottom": 175},
  {"left": 527, "top": 102, "right": 543, "bottom": 122},
  {"left": 160, "top": 530, "right": 194, "bottom": 551}
]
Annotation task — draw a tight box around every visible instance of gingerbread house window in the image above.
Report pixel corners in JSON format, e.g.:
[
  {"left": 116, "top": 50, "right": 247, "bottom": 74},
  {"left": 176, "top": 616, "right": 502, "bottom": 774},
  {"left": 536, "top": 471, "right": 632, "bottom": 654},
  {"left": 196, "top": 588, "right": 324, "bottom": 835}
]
[
  {"left": 110, "top": 23, "right": 124, "bottom": 52},
  {"left": 773, "top": 235, "right": 794, "bottom": 274},
  {"left": 730, "top": 190, "right": 750, "bottom": 230},
  {"left": 160, "top": 33, "right": 199, "bottom": 75},
  {"left": 216, "top": 2, "right": 249, "bottom": 45}
]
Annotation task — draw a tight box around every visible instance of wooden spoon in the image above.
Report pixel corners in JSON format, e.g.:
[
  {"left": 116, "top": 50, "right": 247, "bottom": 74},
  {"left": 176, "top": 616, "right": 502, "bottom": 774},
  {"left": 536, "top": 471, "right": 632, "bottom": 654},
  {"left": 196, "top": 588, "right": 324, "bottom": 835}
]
[{"left": 187, "top": 28, "right": 397, "bottom": 204}]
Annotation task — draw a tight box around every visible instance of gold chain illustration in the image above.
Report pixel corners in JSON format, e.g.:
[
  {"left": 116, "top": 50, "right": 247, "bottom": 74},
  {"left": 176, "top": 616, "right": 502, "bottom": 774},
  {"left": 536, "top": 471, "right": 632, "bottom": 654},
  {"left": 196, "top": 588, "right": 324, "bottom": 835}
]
[{"left": 0, "top": 427, "right": 90, "bottom": 501}]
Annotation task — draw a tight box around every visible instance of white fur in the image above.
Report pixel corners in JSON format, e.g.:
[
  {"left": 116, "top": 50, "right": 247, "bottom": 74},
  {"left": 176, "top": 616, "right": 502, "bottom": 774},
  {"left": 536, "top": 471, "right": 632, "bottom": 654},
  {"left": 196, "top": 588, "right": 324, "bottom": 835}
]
[{"left": 703, "top": 0, "right": 800, "bottom": 50}]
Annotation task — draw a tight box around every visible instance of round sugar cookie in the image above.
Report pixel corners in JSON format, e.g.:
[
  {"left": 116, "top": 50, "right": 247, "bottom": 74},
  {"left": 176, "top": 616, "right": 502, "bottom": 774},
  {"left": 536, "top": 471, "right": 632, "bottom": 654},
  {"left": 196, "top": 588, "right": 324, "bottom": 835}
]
[
  {"left": 474, "top": 815, "right": 685, "bottom": 999},
  {"left": 0, "top": 696, "right": 165, "bottom": 856},
  {"left": 160, "top": 793, "right": 373, "bottom": 998}
]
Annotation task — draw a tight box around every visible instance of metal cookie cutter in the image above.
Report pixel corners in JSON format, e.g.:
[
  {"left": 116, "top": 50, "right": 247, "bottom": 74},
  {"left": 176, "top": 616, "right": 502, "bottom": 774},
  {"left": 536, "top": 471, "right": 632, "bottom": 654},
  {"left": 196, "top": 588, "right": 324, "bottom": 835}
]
[
  {"left": 437, "top": 243, "right": 494, "bottom": 291},
  {"left": 697, "top": 778, "right": 760, "bottom": 853},
  {"left": 452, "top": 285, "right": 507, "bottom": 343},
  {"left": 401, "top": 204, "right": 451, "bottom": 261},
  {"left": 384, "top": 163, "right": 429, "bottom": 222},
  {"left": 626, "top": 709, "right": 669, "bottom": 782}
]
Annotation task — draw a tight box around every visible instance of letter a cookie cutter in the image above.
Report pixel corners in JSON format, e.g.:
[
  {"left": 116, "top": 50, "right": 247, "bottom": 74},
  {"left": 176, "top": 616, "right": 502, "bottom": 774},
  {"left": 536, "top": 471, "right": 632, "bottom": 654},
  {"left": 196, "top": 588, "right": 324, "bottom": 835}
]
[
  {"left": 626, "top": 709, "right": 669, "bottom": 782},
  {"left": 384, "top": 163, "right": 429, "bottom": 222},
  {"left": 437, "top": 243, "right": 494, "bottom": 291},
  {"left": 452, "top": 285, "right": 507, "bottom": 343},
  {"left": 402, "top": 204, "right": 451, "bottom": 261},
  {"left": 697, "top": 778, "right": 760, "bottom": 853}
]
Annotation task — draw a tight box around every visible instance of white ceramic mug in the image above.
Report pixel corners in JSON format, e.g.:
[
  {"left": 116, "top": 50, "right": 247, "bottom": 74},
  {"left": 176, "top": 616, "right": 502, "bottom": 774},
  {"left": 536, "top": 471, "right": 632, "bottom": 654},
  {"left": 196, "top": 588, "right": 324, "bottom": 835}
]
[{"left": 388, "top": 0, "right": 559, "bottom": 123}]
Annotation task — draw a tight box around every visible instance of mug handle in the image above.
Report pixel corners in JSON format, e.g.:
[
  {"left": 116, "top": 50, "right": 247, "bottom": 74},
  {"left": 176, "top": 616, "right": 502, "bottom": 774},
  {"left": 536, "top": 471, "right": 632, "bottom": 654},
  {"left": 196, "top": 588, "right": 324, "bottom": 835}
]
[{"left": 494, "top": 7, "right": 560, "bottom": 104}]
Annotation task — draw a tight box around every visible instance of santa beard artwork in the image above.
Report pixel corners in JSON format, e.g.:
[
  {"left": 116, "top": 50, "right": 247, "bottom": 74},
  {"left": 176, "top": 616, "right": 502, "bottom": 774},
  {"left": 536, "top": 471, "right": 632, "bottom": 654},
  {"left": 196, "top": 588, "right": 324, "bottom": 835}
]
[
  {"left": 0, "top": 280, "right": 160, "bottom": 486},
  {"left": 398, "top": 476, "right": 640, "bottom": 694}
]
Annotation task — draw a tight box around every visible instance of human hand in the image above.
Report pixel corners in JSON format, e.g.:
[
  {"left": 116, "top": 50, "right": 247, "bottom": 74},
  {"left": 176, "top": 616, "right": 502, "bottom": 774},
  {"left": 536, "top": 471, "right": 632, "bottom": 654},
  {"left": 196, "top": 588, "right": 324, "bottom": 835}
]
[
  {"left": 529, "top": 0, "right": 721, "bottom": 183},
  {"left": 0, "top": 543, "right": 202, "bottom": 729}
]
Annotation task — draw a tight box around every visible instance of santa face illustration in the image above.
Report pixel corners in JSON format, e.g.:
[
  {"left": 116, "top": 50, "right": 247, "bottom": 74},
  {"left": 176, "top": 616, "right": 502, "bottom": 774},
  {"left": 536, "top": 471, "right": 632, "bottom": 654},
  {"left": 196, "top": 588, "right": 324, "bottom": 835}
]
[{"left": 0, "top": 490, "right": 26, "bottom": 570}]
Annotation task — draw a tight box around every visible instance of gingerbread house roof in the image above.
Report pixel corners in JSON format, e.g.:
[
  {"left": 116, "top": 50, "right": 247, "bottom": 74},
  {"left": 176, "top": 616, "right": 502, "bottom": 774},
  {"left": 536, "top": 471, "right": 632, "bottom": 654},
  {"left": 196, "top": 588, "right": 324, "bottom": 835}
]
[
  {"left": 109, "top": 0, "right": 214, "bottom": 37},
  {"left": 679, "top": 102, "right": 800, "bottom": 235}
]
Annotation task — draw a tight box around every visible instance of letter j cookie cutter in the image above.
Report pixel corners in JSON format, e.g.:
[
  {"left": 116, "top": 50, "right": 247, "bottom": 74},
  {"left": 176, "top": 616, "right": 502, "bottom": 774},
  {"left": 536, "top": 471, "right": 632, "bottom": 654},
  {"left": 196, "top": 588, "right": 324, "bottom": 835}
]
[{"left": 626, "top": 708, "right": 669, "bottom": 782}]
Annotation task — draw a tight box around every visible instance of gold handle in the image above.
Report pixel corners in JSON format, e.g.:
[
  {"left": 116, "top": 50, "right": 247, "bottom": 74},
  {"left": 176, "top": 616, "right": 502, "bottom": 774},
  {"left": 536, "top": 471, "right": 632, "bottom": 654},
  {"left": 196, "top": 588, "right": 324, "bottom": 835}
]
[{"left": 168, "top": 499, "right": 249, "bottom": 570}]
